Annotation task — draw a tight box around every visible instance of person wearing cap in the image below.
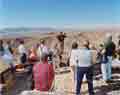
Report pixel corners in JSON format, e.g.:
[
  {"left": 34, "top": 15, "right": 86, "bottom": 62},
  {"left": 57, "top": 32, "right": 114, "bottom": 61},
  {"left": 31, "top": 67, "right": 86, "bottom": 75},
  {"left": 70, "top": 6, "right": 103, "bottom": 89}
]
[
  {"left": 70, "top": 40, "right": 94, "bottom": 95},
  {"left": 101, "top": 33, "right": 116, "bottom": 82},
  {"left": 56, "top": 32, "right": 66, "bottom": 64}
]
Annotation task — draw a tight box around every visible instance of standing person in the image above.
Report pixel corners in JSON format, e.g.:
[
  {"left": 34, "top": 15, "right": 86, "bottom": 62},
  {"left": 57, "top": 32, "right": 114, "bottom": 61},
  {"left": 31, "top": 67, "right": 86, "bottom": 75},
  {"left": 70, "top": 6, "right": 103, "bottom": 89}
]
[
  {"left": 70, "top": 42, "right": 78, "bottom": 91},
  {"left": 5, "top": 41, "right": 14, "bottom": 55},
  {"left": 10, "top": 40, "right": 16, "bottom": 55},
  {"left": 52, "top": 44, "right": 61, "bottom": 69},
  {"left": 117, "top": 35, "right": 120, "bottom": 60},
  {"left": 57, "top": 32, "right": 66, "bottom": 52},
  {"left": 32, "top": 53, "right": 55, "bottom": 91},
  {"left": 56, "top": 32, "right": 66, "bottom": 64},
  {"left": 28, "top": 46, "right": 38, "bottom": 62},
  {"left": 97, "top": 44, "right": 109, "bottom": 83},
  {"left": 101, "top": 34, "right": 116, "bottom": 82},
  {"left": 18, "top": 40, "right": 27, "bottom": 64},
  {"left": 37, "top": 39, "right": 49, "bottom": 61},
  {"left": 0, "top": 40, "right": 4, "bottom": 56},
  {"left": 2, "top": 40, "right": 15, "bottom": 73},
  {"left": 70, "top": 41, "right": 95, "bottom": 95}
]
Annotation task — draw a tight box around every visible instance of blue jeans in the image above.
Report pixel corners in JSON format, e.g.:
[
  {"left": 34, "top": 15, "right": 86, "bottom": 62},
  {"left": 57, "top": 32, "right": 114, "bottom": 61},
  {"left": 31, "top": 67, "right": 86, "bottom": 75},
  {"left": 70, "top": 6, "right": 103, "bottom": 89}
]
[
  {"left": 101, "top": 56, "right": 112, "bottom": 81},
  {"left": 76, "top": 66, "right": 94, "bottom": 95}
]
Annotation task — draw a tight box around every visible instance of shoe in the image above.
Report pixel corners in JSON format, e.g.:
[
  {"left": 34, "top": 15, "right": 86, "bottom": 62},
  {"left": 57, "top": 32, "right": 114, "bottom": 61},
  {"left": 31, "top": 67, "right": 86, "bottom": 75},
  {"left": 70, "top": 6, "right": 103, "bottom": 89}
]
[
  {"left": 106, "top": 79, "right": 113, "bottom": 83},
  {"left": 90, "top": 92, "right": 95, "bottom": 95}
]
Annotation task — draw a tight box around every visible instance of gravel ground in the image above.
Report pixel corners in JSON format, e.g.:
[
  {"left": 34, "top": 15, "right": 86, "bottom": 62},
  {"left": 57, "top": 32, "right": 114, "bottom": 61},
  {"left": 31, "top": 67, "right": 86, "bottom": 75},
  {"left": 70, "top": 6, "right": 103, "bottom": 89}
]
[{"left": 2, "top": 67, "right": 120, "bottom": 95}]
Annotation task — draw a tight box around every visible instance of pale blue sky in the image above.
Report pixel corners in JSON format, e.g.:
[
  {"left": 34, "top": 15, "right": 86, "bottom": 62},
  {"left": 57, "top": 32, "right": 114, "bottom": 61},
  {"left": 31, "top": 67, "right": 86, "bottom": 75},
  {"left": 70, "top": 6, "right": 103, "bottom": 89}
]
[{"left": 0, "top": 0, "right": 120, "bottom": 29}]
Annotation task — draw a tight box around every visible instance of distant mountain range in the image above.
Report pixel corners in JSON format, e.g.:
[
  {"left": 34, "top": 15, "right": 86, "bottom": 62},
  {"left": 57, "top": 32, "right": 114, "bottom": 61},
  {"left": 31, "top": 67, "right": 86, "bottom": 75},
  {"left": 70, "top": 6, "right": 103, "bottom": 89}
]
[
  {"left": 0, "top": 27, "right": 58, "bottom": 33},
  {"left": 0, "top": 27, "right": 59, "bottom": 38},
  {"left": 0, "top": 27, "right": 81, "bottom": 38},
  {"left": 0, "top": 27, "right": 119, "bottom": 39}
]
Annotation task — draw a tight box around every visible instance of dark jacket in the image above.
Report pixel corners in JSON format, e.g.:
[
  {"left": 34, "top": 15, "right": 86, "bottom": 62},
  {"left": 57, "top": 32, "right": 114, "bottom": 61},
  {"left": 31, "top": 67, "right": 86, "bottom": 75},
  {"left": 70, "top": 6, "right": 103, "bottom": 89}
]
[{"left": 104, "top": 41, "right": 116, "bottom": 56}]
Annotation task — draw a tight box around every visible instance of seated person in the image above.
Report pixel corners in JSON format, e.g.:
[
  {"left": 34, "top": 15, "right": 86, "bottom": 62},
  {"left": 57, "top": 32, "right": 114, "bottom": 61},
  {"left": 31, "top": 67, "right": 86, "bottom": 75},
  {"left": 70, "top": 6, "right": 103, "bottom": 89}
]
[{"left": 32, "top": 53, "right": 55, "bottom": 91}]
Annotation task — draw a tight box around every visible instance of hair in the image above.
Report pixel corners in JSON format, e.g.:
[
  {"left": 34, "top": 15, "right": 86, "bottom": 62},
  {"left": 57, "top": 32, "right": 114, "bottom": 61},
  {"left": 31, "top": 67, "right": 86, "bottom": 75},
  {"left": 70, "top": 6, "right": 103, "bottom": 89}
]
[
  {"left": 41, "top": 52, "right": 48, "bottom": 62},
  {"left": 48, "top": 50, "right": 53, "bottom": 56},
  {"left": 83, "top": 40, "right": 90, "bottom": 49},
  {"left": 20, "top": 40, "right": 24, "bottom": 44},
  {"left": 99, "top": 44, "right": 104, "bottom": 47},
  {"left": 7, "top": 40, "right": 11, "bottom": 44},
  {"left": 0, "top": 40, "right": 3, "bottom": 45},
  {"left": 118, "top": 40, "right": 120, "bottom": 46},
  {"left": 36, "top": 43, "right": 40, "bottom": 48},
  {"left": 105, "top": 33, "right": 112, "bottom": 42},
  {"left": 40, "top": 39, "right": 45, "bottom": 44},
  {"left": 72, "top": 42, "right": 78, "bottom": 49}
]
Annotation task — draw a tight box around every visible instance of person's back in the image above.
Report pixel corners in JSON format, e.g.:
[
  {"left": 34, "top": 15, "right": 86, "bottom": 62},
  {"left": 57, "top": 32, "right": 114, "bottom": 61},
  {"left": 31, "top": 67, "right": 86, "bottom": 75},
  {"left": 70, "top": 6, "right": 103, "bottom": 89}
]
[
  {"left": 105, "top": 41, "right": 116, "bottom": 57},
  {"left": 70, "top": 48, "right": 92, "bottom": 67},
  {"left": 37, "top": 40, "right": 49, "bottom": 60},
  {"left": 104, "top": 34, "right": 116, "bottom": 57},
  {"left": 101, "top": 34, "right": 115, "bottom": 82},
  {"left": 70, "top": 41, "right": 94, "bottom": 95},
  {"left": 18, "top": 44, "right": 26, "bottom": 55},
  {"left": 33, "top": 62, "right": 54, "bottom": 91}
]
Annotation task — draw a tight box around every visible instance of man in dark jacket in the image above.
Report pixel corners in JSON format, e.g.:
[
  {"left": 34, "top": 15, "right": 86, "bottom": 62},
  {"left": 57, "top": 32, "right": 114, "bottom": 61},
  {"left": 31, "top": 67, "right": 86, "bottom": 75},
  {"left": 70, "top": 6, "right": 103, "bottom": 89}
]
[{"left": 101, "top": 34, "right": 116, "bottom": 82}]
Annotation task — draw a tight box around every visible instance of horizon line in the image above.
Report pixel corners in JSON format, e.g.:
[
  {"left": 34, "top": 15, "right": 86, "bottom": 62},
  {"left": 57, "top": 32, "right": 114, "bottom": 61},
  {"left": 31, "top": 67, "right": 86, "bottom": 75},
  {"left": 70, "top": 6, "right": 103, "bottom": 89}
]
[{"left": 0, "top": 24, "right": 120, "bottom": 30}]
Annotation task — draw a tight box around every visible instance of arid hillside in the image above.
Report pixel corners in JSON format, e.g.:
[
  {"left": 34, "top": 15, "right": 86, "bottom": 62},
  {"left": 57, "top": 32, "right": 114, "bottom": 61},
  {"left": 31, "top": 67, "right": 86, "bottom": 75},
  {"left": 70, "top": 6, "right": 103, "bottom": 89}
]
[{"left": 21, "top": 31, "right": 119, "bottom": 51}]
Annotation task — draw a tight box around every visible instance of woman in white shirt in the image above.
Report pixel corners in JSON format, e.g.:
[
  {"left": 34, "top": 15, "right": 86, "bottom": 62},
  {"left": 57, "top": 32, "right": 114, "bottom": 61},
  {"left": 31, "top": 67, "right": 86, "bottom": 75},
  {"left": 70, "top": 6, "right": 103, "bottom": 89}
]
[{"left": 37, "top": 40, "right": 49, "bottom": 61}]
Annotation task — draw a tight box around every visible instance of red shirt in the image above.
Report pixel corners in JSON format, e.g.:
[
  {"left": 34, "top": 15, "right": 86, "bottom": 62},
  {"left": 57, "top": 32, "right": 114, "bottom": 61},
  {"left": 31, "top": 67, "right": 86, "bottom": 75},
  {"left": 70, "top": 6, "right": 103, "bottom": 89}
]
[
  {"left": 33, "top": 62, "right": 54, "bottom": 91},
  {"left": 28, "top": 49, "right": 38, "bottom": 61}
]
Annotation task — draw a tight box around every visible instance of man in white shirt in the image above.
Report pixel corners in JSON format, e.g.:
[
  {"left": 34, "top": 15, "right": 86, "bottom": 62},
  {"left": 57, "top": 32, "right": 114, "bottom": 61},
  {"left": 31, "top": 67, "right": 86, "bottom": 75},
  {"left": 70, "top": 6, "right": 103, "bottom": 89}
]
[
  {"left": 18, "top": 43, "right": 26, "bottom": 55},
  {"left": 70, "top": 41, "right": 94, "bottom": 95},
  {"left": 18, "top": 40, "right": 27, "bottom": 64}
]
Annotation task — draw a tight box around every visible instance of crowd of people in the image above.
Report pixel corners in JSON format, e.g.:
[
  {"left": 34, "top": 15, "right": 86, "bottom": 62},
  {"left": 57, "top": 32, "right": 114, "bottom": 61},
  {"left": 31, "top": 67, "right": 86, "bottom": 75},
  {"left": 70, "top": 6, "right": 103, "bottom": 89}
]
[
  {"left": 69, "top": 33, "right": 120, "bottom": 95},
  {"left": 0, "top": 32, "right": 120, "bottom": 95},
  {"left": 0, "top": 32, "right": 66, "bottom": 94}
]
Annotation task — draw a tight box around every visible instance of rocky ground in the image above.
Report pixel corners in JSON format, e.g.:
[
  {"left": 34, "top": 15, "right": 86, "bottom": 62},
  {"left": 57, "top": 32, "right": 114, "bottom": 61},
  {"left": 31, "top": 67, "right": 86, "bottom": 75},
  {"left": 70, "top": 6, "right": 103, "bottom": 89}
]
[
  {"left": 1, "top": 31, "right": 120, "bottom": 95},
  {"left": 2, "top": 65, "right": 120, "bottom": 95}
]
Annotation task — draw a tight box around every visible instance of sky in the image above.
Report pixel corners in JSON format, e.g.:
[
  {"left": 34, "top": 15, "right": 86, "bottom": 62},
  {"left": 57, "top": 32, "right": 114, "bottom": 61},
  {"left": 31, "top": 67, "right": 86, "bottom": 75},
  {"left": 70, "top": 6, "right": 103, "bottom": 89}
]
[{"left": 0, "top": 0, "right": 120, "bottom": 29}]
